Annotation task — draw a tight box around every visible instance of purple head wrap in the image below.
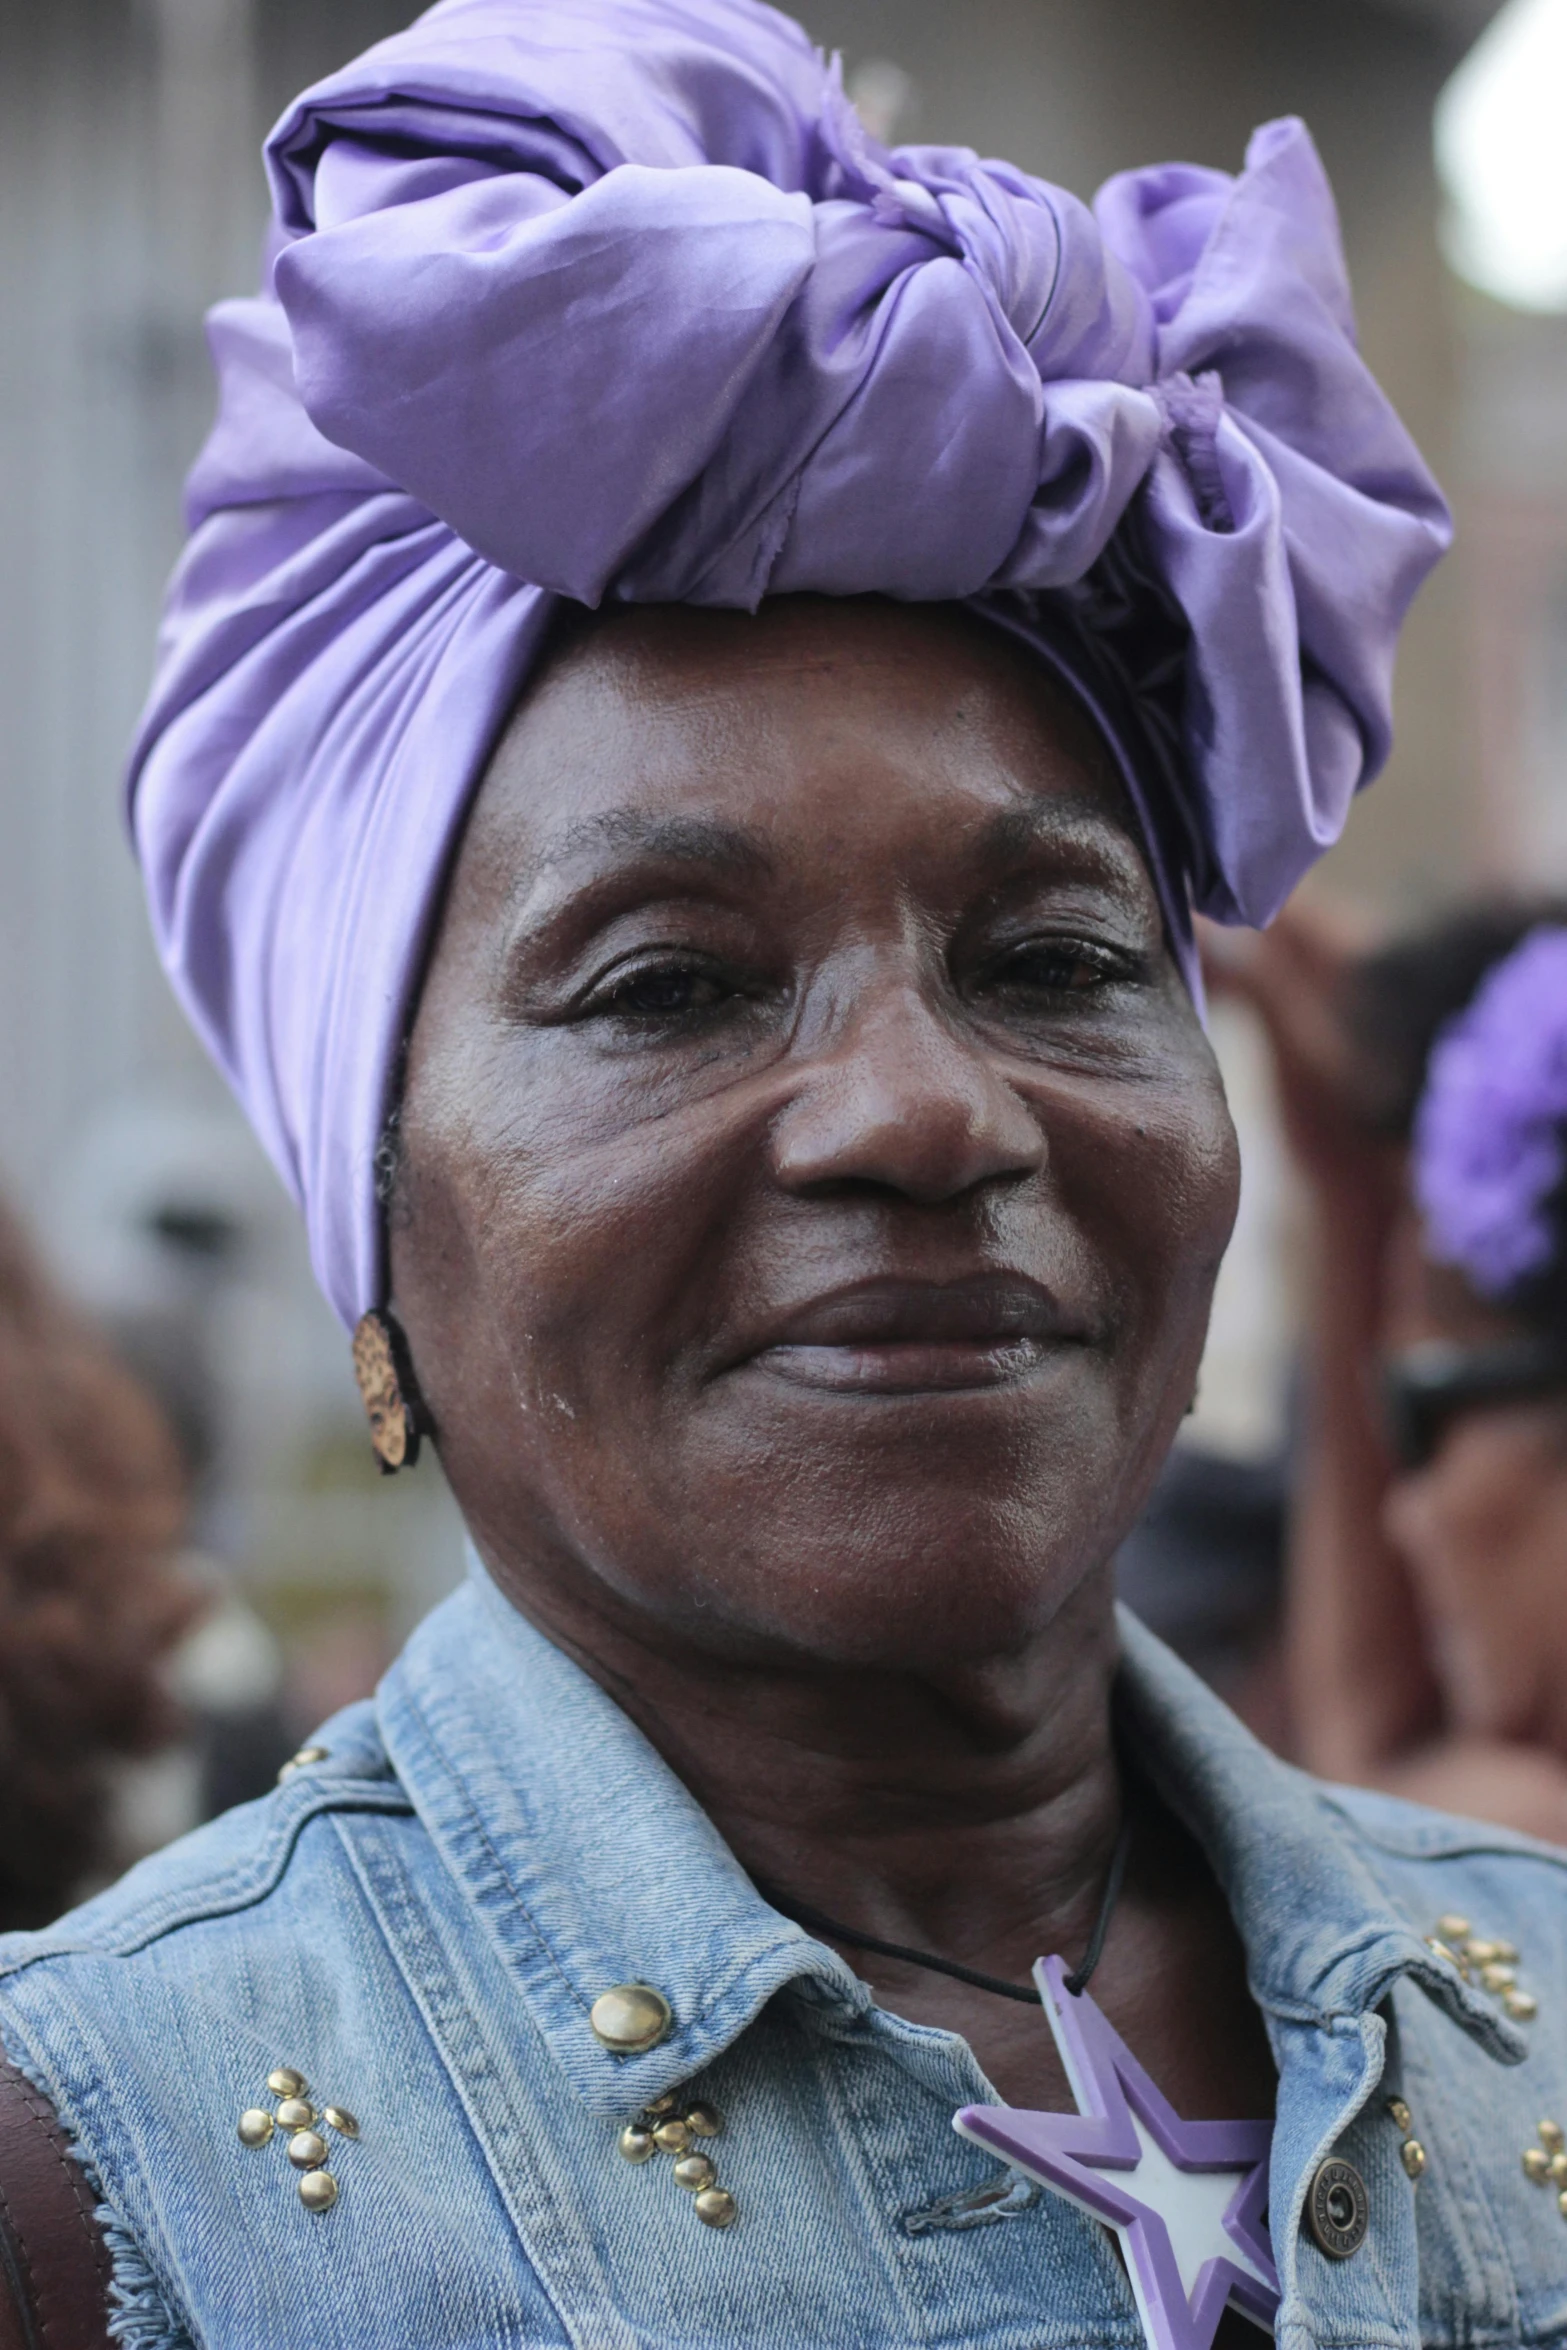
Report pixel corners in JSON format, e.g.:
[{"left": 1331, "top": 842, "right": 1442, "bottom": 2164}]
[
  {"left": 127, "top": 0, "right": 1451, "bottom": 1329},
  {"left": 1414, "top": 929, "right": 1567, "bottom": 1302}
]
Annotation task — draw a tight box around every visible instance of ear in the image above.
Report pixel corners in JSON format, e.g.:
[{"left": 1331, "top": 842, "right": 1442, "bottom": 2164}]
[{"left": 351, "top": 1308, "right": 434, "bottom": 1474}]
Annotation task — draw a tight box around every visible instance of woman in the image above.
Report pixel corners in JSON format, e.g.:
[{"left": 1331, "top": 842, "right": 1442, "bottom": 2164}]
[
  {"left": 1215, "top": 902, "right": 1567, "bottom": 1840},
  {"left": 2, "top": 4, "right": 1561, "bottom": 2346}
]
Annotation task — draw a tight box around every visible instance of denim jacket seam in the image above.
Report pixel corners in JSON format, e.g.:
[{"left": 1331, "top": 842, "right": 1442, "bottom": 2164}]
[
  {"left": 327, "top": 1807, "right": 645, "bottom": 2350},
  {"left": 0, "top": 1786, "right": 415, "bottom": 1973},
  {"left": 1319, "top": 1796, "right": 1567, "bottom": 1873},
  {"left": 390, "top": 1671, "right": 621, "bottom": 2029}
]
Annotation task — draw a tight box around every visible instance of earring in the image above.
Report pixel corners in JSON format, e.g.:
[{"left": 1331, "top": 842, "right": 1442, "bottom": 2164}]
[{"left": 351, "top": 1310, "right": 429, "bottom": 1474}]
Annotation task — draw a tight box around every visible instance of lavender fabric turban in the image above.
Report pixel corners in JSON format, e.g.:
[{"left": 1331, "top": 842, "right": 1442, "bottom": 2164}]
[{"left": 128, "top": 0, "right": 1451, "bottom": 1329}]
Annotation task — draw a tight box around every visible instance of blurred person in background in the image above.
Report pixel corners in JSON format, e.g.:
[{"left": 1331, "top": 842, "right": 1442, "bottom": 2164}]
[
  {"left": 1215, "top": 900, "right": 1567, "bottom": 1842},
  {"left": 0, "top": 1198, "right": 197, "bottom": 1927}
]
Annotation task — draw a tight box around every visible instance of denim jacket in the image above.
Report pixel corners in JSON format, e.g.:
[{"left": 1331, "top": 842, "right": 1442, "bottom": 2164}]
[{"left": 3, "top": 1561, "right": 1566, "bottom": 2350}]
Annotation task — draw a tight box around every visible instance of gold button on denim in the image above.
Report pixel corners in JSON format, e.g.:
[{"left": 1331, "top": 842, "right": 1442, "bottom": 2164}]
[
  {"left": 267, "top": 2068, "right": 307, "bottom": 2099},
  {"left": 673, "top": 2152, "right": 716, "bottom": 2192},
  {"left": 275, "top": 2097, "right": 316, "bottom": 2130},
  {"left": 685, "top": 2102, "right": 724, "bottom": 2137},
  {"left": 322, "top": 2106, "right": 360, "bottom": 2139},
  {"left": 287, "top": 2129, "right": 328, "bottom": 2170},
  {"left": 618, "top": 2125, "right": 656, "bottom": 2165},
  {"left": 590, "top": 1984, "right": 672, "bottom": 2053},
  {"left": 237, "top": 2108, "right": 275, "bottom": 2148},
  {"left": 1400, "top": 2139, "right": 1426, "bottom": 2180},
  {"left": 299, "top": 2169, "right": 339, "bottom": 2212}
]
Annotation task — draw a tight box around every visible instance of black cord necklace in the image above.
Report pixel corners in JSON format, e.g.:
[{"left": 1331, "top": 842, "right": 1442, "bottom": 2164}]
[{"left": 757, "top": 1813, "right": 1133, "bottom": 2007}]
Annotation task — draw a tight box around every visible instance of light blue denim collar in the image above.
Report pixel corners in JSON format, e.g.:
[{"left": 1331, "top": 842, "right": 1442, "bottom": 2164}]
[{"left": 376, "top": 1551, "right": 1522, "bottom": 2124}]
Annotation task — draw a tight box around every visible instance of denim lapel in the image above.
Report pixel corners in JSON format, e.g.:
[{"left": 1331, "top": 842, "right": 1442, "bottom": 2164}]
[{"left": 377, "top": 1558, "right": 863, "bottom": 2119}]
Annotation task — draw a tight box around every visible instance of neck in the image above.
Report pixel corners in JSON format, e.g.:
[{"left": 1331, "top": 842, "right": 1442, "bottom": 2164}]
[{"left": 484, "top": 1539, "right": 1127, "bottom": 1976}]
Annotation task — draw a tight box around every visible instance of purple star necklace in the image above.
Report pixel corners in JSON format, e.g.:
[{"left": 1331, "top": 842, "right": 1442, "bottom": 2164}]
[{"left": 761, "top": 1823, "right": 1278, "bottom": 2350}]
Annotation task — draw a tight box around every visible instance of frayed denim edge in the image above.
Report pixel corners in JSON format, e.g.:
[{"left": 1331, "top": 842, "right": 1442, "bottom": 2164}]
[{"left": 0, "top": 2027, "right": 195, "bottom": 2350}]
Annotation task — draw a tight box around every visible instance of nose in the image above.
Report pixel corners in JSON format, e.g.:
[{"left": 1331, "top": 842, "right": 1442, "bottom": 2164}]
[{"left": 770, "top": 973, "right": 1046, "bottom": 1206}]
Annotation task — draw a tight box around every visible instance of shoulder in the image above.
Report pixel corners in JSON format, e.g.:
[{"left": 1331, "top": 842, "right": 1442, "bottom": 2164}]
[
  {"left": 1319, "top": 1776, "right": 1567, "bottom": 1960},
  {"left": 0, "top": 1701, "right": 408, "bottom": 1981}
]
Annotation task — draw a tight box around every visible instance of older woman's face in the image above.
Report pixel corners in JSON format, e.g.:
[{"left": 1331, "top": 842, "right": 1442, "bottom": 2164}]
[{"left": 393, "top": 599, "right": 1237, "bottom": 1669}]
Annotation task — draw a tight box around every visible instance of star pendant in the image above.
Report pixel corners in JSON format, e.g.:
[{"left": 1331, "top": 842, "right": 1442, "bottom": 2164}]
[{"left": 954, "top": 1955, "right": 1278, "bottom": 2350}]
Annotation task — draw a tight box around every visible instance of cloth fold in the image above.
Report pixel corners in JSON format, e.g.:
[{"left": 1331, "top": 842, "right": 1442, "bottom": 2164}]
[{"left": 128, "top": 0, "right": 1450, "bottom": 1327}]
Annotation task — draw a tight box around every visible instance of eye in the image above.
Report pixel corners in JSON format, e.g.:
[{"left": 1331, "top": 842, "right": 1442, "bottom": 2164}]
[
  {"left": 983, "top": 936, "right": 1137, "bottom": 997},
  {"left": 583, "top": 955, "right": 740, "bottom": 1022}
]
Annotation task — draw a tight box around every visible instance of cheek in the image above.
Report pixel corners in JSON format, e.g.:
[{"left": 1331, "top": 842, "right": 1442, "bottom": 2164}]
[
  {"left": 1049, "top": 1068, "right": 1240, "bottom": 1346},
  {"left": 410, "top": 1039, "right": 750, "bottom": 1408}
]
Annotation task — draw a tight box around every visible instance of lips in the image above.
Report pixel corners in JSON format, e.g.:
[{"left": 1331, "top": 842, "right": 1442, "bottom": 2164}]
[{"left": 739, "top": 1274, "right": 1087, "bottom": 1396}]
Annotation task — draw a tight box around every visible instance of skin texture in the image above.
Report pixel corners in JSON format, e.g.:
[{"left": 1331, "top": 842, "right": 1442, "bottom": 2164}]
[
  {"left": 391, "top": 596, "right": 1269, "bottom": 2140},
  {"left": 1210, "top": 904, "right": 1567, "bottom": 1841}
]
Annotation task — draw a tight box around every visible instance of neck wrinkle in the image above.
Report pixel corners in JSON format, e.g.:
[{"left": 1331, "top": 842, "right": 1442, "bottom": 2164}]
[{"left": 488, "top": 1542, "right": 1127, "bottom": 1974}]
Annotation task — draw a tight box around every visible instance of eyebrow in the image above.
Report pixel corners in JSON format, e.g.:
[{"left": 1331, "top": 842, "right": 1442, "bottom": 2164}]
[
  {"left": 974, "top": 793, "right": 1136, "bottom": 860},
  {"left": 540, "top": 808, "right": 776, "bottom": 881},
  {"left": 969, "top": 794, "right": 1151, "bottom": 896}
]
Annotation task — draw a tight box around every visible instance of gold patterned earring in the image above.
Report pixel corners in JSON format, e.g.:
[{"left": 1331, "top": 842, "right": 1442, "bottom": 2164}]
[{"left": 351, "top": 1309, "right": 430, "bottom": 1473}]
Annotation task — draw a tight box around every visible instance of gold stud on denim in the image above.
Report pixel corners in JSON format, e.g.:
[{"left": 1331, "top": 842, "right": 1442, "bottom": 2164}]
[
  {"left": 617, "top": 2083, "right": 737, "bottom": 2230},
  {"left": 238, "top": 2070, "right": 355, "bottom": 2213}
]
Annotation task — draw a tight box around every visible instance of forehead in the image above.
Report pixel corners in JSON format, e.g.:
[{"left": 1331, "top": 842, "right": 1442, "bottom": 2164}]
[{"left": 469, "top": 596, "right": 1146, "bottom": 883}]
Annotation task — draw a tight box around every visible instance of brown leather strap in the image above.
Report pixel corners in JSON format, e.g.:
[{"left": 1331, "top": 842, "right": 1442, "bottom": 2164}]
[{"left": 0, "top": 2058, "right": 113, "bottom": 2350}]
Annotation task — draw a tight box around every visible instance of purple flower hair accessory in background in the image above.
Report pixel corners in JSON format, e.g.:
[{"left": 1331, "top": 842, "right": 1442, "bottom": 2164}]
[{"left": 1414, "top": 927, "right": 1567, "bottom": 1300}]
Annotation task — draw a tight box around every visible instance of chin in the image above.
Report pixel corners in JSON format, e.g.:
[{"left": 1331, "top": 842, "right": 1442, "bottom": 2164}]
[{"left": 666, "top": 1486, "right": 1120, "bottom": 1671}]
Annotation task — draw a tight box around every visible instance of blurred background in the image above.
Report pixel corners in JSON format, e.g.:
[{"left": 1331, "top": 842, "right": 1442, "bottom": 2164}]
[{"left": 3, "top": 0, "right": 1565, "bottom": 1872}]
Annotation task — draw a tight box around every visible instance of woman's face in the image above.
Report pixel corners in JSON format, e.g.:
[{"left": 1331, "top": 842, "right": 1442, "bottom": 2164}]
[
  {"left": 392, "top": 598, "right": 1237, "bottom": 1672},
  {"left": 1382, "top": 1223, "right": 1567, "bottom": 1740}
]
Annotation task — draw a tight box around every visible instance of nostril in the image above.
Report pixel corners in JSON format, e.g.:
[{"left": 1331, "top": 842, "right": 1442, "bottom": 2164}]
[{"left": 771, "top": 1066, "right": 1045, "bottom": 1206}]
